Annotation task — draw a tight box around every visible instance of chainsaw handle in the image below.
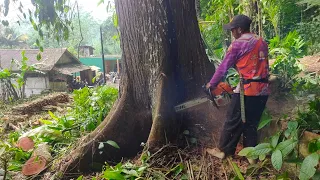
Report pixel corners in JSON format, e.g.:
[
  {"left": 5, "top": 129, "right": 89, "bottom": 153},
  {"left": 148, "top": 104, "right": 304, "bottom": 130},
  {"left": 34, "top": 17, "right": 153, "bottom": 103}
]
[
  {"left": 202, "top": 85, "right": 214, "bottom": 100},
  {"left": 202, "top": 84, "right": 219, "bottom": 109}
]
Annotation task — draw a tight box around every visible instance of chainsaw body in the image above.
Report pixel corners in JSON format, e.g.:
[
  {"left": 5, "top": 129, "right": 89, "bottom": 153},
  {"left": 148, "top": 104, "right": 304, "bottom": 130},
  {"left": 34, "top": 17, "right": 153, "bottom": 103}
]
[
  {"left": 203, "top": 82, "right": 234, "bottom": 107},
  {"left": 174, "top": 82, "right": 233, "bottom": 112}
]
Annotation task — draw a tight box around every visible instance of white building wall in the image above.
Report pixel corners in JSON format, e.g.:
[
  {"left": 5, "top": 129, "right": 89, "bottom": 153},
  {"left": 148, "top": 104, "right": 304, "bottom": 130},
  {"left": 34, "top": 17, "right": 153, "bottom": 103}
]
[{"left": 24, "top": 76, "right": 49, "bottom": 97}]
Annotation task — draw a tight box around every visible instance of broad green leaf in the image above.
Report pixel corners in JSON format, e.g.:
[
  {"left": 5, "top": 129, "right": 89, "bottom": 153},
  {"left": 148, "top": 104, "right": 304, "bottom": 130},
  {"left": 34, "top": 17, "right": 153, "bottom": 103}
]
[
  {"left": 271, "top": 132, "right": 281, "bottom": 148},
  {"left": 48, "top": 111, "right": 59, "bottom": 121},
  {"left": 76, "top": 175, "right": 83, "bottom": 180},
  {"left": 276, "top": 139, "right": 297, "bottom": 157},
  {"left": 258, "top": 110, "right": 272, "bottom": 130},
  {"left": 122, "top": 169, "right": 139, "bottom": 177},
  {"left": 103, "top": 170, "right": 125, "bottom": 180},
  {"left": 259, "top": 154, "right": 266, "bottom": 161},
  {"left": 250, "top": 143, "right": 272, "bottom": 156},
  {"left": 39, "top": 119, "right": 53, "bottom": 125},
  {"left": 106, "top": 140, "right": 120, "bottom": 149},
  {"left": 238, "top": 147, "right": 255, "bottom": 156},
  {"left": 287, "top": 121, "right": 298, "bottom": 130},
  {"left": 37, "top": 53, "right": 42, "bottom": 61},
  {"left": 36, "top": 39, "right": 40, "bottom": 47},
  {"left": 271, "top": 150, "right": 283, "bottom": 171},
  {"left": 299, "top": 153, "right": 319, "bottom": 180}
]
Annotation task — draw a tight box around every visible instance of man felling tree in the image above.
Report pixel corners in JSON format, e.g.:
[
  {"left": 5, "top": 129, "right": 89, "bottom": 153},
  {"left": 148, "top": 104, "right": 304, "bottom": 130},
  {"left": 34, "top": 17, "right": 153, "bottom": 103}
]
[
  {"left": 46, "top": 2, "right": 269, "bottom": 177},
  {"left": 206, "top": 15, "right": 270, "bottom": 164}
]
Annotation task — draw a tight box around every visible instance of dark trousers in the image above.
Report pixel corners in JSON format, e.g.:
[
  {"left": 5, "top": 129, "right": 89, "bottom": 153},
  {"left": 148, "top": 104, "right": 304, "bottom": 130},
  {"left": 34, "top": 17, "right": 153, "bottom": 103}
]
[{"left": 219, "top": 94, "right": 268, "bottom": 156}]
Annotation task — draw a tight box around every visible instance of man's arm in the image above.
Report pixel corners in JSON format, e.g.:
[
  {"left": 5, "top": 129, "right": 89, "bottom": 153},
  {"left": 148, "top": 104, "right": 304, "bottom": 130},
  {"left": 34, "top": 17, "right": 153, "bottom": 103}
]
[{"left": 209, "top": 43, "right": 240, "bottom": 88}]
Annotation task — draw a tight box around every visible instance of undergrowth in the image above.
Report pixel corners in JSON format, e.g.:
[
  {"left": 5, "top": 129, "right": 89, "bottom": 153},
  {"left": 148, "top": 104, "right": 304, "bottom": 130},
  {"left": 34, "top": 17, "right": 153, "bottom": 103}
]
[{"left": 0, "top": 86, "right": 118, "bottom": 179}]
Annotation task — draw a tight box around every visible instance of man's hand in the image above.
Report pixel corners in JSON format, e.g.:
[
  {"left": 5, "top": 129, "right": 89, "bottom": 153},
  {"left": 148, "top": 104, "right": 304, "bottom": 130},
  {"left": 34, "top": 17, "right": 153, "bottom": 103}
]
[{"left": 206, "top": 83, "right": 211, "bottom": 90}]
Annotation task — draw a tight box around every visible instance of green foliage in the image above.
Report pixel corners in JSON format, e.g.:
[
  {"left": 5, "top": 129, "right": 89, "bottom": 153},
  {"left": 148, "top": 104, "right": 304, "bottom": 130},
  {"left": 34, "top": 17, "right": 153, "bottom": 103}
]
[
  {"left": 199, "top": 0, "right": 239, "bottom": 59},
  {"left": 296, "top": 98, "right": 320, "bottom": 132},
  {"left": 299, "top": 136, "right": 320, "bottom": 180},
  {"left": 0, "top": 139, "right": 32, "bottom": 173},
  {"left": 30, "top": 86, "right": 118, "bottom": 142},
  {"left": 270, "top": 31, "right": 306, "bottom": 90},
  {"left": 98, "top": 140, "right": 120, "bottom": 150},
  {"left": 0, "top": 85, "right": 118, "bottom": 177},
  {"left": 72, "top": 86, "right": 118, "bottom": 131},
  {"left": 97, "top": 147, "right": 188, "bottom": 180},
  {"left": 229, "top": 160, "right": 244, "bottom": 180},
  {"left": 102, "top": 162, "right": 149, "bottom": 180},
  {"left": 299, "top": 153, "right": 319, "bottom": 180},
  {"left": 271, "top": 149, "right": 283, "bottom": 171},
  {"left": 239, "top": 126, "right": 298, "bottom": 171},
  {"left": 226, "top": 68, "right": 239, "bottom": 88},
  {"left": 284, "top": 121, "right": 299, "bottom": 140},
  {"left": 297, "top": 20, "right": 320, "bottom": 54},
  {"left": 258, "top": 110, "right": 272, "bottom": 130},
  {"left": 308, "top": 138, "right": 320, "bottom": 153},
  {"left": 0, "top": 51, "right": 38, "bottom": 101},
  {"left": 292, "top": 73, "right": 320, "bottom": 97}
]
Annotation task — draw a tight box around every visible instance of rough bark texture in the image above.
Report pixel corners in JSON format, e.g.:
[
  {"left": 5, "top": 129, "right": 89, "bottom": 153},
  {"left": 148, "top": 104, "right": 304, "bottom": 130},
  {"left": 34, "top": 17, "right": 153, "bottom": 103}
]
[{"left": 53, "top": 0, "right": 228, "bottom": 177}]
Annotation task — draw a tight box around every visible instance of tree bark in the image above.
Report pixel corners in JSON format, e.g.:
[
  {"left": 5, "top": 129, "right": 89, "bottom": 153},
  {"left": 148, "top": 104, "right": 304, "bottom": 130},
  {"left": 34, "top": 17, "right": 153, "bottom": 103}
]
[{"left": 53, "top": 0, "right": 224, "bottom": 177}]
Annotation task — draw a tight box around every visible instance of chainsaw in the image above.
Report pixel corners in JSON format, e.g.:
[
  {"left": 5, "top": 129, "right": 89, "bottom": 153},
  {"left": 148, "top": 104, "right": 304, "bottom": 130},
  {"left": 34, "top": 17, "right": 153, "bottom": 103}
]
[{"left": 174, "top": 82, "right": 234, "bottom": 112}]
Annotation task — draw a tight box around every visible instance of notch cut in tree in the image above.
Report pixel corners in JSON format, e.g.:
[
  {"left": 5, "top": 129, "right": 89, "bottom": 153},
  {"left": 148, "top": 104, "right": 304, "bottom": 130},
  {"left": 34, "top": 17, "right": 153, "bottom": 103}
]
[{"left": 54, "top": 0, "right": 227, "bottom": 177}]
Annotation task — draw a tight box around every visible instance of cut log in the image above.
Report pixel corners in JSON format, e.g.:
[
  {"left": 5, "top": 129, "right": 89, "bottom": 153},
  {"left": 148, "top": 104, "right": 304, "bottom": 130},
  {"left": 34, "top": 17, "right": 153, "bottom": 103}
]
[
  {"left": 12, "top": 93, "right": 69, "bottom": 115},
  {"left": 17, "top": 137, "right": 34, "bottom": 151},
  {"left": 22, "top": 156, "right": 47, "bottom": 176},
  {"left": 22, "top": 143, "right": 52, "bottom": 176}
]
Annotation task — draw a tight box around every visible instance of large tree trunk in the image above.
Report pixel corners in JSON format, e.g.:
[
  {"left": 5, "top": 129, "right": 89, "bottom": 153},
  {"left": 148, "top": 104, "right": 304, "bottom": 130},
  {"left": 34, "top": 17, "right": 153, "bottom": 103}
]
[{"left": 54, "top": 0, "right": 226, "bottom": 177}]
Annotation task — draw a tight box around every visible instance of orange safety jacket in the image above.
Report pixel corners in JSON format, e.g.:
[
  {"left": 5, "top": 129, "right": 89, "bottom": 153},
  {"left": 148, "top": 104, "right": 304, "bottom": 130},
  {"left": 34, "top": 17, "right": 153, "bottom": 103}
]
[{"left": 235, "top": 38, "right": 270, "bottom": 96}]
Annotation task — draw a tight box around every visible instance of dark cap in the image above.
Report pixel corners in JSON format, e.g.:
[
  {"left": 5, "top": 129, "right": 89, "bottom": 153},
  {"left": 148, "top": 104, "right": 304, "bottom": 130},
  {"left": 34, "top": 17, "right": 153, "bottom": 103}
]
[{"left": 223, "top": 15, "right": 252, "bottom": 30}]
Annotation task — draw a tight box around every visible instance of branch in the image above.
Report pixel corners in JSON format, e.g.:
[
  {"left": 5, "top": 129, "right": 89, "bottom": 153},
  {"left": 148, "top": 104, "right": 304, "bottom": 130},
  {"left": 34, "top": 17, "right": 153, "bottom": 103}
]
[{"left": 76, "top": 3, "right": 84, "bottom": 60}]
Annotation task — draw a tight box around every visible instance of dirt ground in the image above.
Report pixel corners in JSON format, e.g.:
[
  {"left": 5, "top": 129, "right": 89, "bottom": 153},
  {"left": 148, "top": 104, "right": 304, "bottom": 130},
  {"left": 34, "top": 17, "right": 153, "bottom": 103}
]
[{"left": 299, "top": 54, "right": 320, "bottom": 74}]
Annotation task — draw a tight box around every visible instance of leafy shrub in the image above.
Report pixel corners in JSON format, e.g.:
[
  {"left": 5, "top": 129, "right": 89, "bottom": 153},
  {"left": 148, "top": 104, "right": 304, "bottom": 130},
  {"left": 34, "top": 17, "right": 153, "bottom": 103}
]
[
  {"left": 239, "top": 121, "right": 299, "bottom": 171},
  {"left": 292, "top": 73, "right": 320, "bottom": 97},
  {"left": 297, "top": 20, "right": 320, "bottom": 54},
  {"left": 297, "top": 98, "right": 320, "bottom": 132},
  {"left": 299, "top": 137, "right": 320, "bottom": 180},
  {"left": 72, "top": 86, "right": 118, "bottom": 131},
  {"left": 269, "top": 31, "right": 306, "bottom": 90}
]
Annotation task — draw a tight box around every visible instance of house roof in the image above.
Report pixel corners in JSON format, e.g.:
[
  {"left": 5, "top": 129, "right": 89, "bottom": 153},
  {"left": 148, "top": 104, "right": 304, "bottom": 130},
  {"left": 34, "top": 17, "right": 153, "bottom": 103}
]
[{"left": 0, "top": 48, "right": 90, "bottom": 74}]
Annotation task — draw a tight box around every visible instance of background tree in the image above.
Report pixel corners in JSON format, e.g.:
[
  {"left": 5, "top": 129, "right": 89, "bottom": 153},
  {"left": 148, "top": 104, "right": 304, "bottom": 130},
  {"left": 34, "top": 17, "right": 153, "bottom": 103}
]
[{"left": 0, "top": 24, "right": 29, "bottom": 48}]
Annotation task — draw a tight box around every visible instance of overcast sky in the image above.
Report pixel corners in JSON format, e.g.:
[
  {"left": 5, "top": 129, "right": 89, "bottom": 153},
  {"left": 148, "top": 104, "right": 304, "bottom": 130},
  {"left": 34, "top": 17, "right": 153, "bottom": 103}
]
[{"left": 2, "top": 0, "right": 114, "bottom": 22}]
